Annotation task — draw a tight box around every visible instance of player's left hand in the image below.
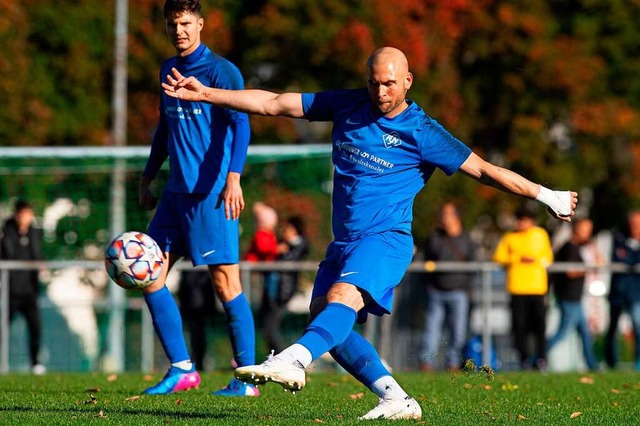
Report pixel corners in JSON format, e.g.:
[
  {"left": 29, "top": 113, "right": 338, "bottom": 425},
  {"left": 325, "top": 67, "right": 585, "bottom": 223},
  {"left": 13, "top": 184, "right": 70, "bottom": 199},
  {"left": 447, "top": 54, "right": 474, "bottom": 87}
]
[
  {"left": 540, "top": 189, "right": 578, "bottom": 222},
  {"left": 162, "top": 68, "right": 204, "bottom": 101},
  {"left": 222, "top": 172, "right": 245, "bottom": 220}
]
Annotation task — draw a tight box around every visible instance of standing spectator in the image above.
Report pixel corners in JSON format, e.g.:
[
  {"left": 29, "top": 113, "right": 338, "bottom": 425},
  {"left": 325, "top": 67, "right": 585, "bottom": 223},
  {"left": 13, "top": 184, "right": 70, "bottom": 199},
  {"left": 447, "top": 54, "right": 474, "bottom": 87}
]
[
  {"left": 0, "top": 200, "right": 46, "bottom": 374},
  {"left": 493, "top": 204, "right": 553, "bottom": 370},
  {"left": 547, "top": 218, "right": 599, "bottom": 371},
  {"left": 245, "top": 202, "right": 279, "bottom": 310},
  {"left": 420, "top": 202, "right": 478, "bottom": 372},
  {"left": 245, "top": 202, "right": 280, "bottom": 351},
  {"left": 605, "top": 210, "right": 640, "bottom": 370},
  {"left": 261, "top": 216, "right": 309, "bottom": 353}
]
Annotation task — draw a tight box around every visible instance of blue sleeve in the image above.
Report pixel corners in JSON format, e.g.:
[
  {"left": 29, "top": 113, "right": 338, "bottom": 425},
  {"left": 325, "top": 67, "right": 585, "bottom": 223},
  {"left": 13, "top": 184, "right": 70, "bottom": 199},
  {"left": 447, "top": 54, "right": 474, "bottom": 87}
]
[
  {"left": 302, "top": 89, "right": 368, "bottom": 122},
  {"left": 228, "top": 112, "right": 250, "bottom": 173},
  {"left": 419, "top": 119, "right": 472, "bottom": 176},
  {"left": 143, "top": 108, "right": 169, "bottom": 179},
  {"left": 302, "top": 92, "right": 335, "bottom": 122},
  {"left": 213, "top": 60, "right": 250, "bottom": 174}
]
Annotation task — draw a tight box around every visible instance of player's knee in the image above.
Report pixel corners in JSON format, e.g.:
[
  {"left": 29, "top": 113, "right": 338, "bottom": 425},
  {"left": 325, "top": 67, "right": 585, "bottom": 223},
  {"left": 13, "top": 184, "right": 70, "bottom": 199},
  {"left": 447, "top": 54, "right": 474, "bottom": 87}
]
[{"left": 326, "top": 282, "right": 365, "bottom": 311}]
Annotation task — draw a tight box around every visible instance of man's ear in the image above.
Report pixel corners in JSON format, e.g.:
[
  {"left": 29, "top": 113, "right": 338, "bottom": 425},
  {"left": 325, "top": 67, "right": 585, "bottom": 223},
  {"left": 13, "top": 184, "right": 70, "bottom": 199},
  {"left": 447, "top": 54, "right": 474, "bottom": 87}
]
[{"left": 405, "top": 72, "right": 414, "bottom": 90}]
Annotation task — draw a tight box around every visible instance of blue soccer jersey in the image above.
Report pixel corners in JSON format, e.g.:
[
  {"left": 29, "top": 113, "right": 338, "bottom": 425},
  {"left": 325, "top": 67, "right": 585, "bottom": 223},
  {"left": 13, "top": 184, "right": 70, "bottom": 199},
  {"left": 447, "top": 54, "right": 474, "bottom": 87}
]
[
  {"left": 302, "top": 88, "right": 472, "bottom": 242},
  {"left": 143, "top": 43, "right": 250, "bottom": 194}
]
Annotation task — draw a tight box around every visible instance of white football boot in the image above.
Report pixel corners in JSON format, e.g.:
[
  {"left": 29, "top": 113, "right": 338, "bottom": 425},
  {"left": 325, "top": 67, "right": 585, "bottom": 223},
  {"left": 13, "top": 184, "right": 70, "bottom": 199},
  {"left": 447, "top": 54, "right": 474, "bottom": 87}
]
[
  {"left": 358, "top": 396, "right": 422, "bottom": 420},
  {"left": 235, "top": 354, "right": 306, "bottom": 392}
]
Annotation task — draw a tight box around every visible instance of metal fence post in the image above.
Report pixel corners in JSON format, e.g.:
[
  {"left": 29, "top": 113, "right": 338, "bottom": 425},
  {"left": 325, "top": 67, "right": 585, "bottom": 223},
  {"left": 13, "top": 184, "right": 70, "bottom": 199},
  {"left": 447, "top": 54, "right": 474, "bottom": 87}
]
[
  {"left": 0, "top": 269, "right": 8, "bottom": 373},
  {"left": 481, "top": 263, "right": 493, "bottom": 368}
]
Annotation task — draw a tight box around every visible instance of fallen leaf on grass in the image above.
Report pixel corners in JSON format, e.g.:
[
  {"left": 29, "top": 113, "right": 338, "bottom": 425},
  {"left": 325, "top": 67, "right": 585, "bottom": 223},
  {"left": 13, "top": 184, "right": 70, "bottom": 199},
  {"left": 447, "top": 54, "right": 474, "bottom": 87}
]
[
  {"left": 143, "top": 374, "right": 154, "bottom": 381},
  {"left": 579, "top": 377, "right": 594, "bottom": 384},
  {"left": 312, "top": 419, "right": 324, "bottom": 423},
  {"left": 348, "top": 392, "right": 365, "bottom": 399},
  {"left": 501, "top": 382, "right": 519, "bottom": 391},
  {"left": 483, "top": 385, "right": 492, "bottom": 390},
  {"left": 463, "top": 383, "right": 473, "bottom": 389},
  {"left": 175, "top": 399, "right": 182, "bottom": 405},
  {"left": 84, "top": 395, "right": 98, "bottom": 405},
  {"left": 106, "top": 374, "right": 118, "bottom": 382},
  {"left": 517, "top": 414, "right": 527, "bottom": 420},
  {"left": 328, "top": 382, "right": 338, "bottom": 387},
  {"left": 570, "top": 412, "right": 582, "bottom": 419},
  {"left": 611, "top": 388, "right": 621, "bottom": 394},
  {"left": 125, "top": 396, "right": 141, "bottom": 402},
  {"left": 612, "top": 402, "right": 619, "bottom": 407},
  {"left": 95, "top": 410, "right": 107, "bottom": 418}
]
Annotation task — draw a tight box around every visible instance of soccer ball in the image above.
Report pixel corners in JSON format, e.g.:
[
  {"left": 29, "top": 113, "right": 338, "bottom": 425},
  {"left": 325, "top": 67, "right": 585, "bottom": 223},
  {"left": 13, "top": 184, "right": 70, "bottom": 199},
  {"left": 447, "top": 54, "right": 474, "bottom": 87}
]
[{"left": 105, "top": 231, "right": 164, "bottom": 290}]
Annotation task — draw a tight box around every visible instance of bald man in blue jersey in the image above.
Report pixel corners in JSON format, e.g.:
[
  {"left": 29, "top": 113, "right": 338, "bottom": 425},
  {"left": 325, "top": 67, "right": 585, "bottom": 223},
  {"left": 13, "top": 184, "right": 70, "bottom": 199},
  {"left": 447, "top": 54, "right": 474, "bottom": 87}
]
[
  {"left": 163, "top": 47, "right": 578, "bottom": 419},
  {"left": 138, "top": 0, "right": 258, "bottom": 397}
]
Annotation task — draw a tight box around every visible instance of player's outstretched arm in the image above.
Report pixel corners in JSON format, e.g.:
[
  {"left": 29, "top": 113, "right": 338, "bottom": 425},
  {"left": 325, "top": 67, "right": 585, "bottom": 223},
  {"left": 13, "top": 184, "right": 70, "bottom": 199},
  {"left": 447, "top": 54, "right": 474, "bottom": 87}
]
[
  {"left": 459, "top": 152, "right": 578, "bottom": 222},
  {"left": 162, "top": 68, "right": 305, "bottom": 118}
]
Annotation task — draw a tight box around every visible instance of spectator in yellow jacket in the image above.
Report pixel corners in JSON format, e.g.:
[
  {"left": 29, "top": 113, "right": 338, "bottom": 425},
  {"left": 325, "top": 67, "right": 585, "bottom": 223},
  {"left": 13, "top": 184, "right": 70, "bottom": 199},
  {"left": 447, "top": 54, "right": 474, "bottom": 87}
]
[{"left": 493, "top": 204, "right": 553, "bottom": 370}]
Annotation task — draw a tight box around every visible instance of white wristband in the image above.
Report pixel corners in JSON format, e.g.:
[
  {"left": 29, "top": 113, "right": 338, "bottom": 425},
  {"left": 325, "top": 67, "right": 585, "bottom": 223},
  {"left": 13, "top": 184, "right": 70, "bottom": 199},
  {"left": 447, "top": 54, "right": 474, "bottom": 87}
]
[{"left": 536, "top": 186, "right": 572, "bottom": 217}]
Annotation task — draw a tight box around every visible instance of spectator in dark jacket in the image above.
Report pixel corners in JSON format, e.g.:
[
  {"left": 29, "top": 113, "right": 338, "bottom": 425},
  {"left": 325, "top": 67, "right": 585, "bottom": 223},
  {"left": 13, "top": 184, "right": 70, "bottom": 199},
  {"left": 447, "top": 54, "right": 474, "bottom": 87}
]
[
  {"left": 547, "top": 218, "right": 599, "bottom": 371},
  {"left": 0, "top": 200, "right": 46, "bottom": 374},
  {"left": 605, "top": 210, "right": 640, "bottom": 370},
  {"left": 420, "top": 203, "right": 478, "bottom": 371}
]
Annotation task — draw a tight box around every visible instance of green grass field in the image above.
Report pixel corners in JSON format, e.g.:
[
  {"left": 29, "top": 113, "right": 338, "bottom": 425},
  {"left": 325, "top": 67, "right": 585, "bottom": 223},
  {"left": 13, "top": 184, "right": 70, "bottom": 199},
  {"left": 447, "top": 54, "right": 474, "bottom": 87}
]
[{"left": 1, "top": 369, "right": 639, "bottom": 425}]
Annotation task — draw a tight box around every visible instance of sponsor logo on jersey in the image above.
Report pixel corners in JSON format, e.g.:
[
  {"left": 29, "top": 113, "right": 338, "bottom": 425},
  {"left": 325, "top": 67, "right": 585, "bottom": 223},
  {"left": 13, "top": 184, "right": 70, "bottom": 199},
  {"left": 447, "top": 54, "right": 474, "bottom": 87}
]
[{"left": 382, "top": 132, "right": 402, "bottom": 148}]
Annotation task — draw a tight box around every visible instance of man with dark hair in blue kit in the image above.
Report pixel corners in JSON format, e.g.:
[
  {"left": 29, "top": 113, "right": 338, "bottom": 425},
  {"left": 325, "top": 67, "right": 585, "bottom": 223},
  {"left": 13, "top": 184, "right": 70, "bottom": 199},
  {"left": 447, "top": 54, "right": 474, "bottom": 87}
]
[{"left": 138, "top": 0, "right": 257, "bottom": 397}]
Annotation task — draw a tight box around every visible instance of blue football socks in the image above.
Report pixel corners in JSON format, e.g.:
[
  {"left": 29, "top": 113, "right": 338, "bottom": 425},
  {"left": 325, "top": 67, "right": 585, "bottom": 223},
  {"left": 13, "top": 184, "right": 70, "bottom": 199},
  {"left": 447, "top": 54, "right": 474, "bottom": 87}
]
[
  {"left": 297, "top": 302, "right": 357, "bottom": 361},
  {"left": 330, "top": 330, "right": 390, "bottom": 389},
  {"left": 223, "top": 292, "right": 255, "bottom": 367},
  {"left": 144, "top": 286, "right": 190, "bottom": 364}
]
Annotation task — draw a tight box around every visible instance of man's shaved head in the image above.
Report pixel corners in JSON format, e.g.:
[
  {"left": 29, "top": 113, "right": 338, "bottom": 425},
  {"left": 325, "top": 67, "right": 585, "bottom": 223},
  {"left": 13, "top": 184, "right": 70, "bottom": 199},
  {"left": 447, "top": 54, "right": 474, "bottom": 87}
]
[
  {"left": 366, "top": 47, "right": 413, "bottom": 118},
  {"left": 367, "top": 47, "right": 409, "bottom": 75}
]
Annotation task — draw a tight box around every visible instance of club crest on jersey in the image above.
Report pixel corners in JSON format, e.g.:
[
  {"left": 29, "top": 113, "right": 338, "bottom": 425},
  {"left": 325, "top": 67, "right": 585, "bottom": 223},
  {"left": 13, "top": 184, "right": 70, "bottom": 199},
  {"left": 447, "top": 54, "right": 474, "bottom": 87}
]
[{"left": 382, "top": 132, "right": 402, "bottom": 148}]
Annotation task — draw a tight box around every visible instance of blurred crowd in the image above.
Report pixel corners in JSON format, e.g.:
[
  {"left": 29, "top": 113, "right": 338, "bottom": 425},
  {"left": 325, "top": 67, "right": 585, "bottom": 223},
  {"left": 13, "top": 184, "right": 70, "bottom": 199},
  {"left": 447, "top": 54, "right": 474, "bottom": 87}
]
[{"left": 418, "top": 200, "right": 640, "bottom": 373}]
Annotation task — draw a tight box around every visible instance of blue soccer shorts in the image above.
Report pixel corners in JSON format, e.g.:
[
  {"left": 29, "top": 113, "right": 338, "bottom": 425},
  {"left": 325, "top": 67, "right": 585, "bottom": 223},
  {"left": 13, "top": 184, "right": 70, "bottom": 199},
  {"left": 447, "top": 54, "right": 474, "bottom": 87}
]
[
  {"left": 311, "top": 230, "right": 414, "bottom": 322},
  {"left": 147, "top": 190, "right": 239, "bottom": 266}
]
